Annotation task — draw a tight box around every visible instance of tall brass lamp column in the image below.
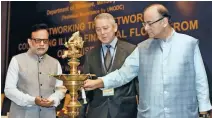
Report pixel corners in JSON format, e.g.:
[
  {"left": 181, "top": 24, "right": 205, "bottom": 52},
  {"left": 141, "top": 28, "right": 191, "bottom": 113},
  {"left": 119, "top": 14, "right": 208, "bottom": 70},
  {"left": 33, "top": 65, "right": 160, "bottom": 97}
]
[{"left": 52, "top": 31, "right": 95, "bottom": 118}]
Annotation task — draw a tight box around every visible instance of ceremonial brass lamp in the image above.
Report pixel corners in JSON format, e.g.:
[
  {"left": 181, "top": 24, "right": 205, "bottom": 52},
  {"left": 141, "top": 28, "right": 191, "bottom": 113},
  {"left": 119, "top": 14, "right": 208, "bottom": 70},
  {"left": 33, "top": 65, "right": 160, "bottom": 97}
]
[{"left": 52, "top": 31, "right": 95, "bottom": 118}]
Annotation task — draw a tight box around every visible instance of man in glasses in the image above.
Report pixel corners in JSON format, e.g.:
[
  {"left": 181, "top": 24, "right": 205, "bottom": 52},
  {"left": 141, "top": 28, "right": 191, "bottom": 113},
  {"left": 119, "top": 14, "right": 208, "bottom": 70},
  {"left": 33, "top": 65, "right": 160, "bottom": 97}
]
[
  {"left": 4, "top": 23, "right": 66, "bottom": 118},
  {"left": 83, "top": 3, "right": 212, "bottom": 118}
]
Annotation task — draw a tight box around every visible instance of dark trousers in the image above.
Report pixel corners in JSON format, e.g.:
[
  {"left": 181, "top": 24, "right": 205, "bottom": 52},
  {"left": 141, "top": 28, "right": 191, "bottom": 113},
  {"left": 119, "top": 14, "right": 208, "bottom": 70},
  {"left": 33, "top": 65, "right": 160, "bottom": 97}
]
[{"left": 107, "top": 112, "right": 111, "bottom": 118}]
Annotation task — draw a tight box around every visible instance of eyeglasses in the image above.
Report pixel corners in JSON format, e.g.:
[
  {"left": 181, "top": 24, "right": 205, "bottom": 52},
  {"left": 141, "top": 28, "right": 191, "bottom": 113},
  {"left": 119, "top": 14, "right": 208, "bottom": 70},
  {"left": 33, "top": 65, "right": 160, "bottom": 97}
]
[
  {"left": 31, "top": 38, "right": 49, "bottom": 44},
  {"left": 142, "top": 17, "right": 164, "bottom": 27}
]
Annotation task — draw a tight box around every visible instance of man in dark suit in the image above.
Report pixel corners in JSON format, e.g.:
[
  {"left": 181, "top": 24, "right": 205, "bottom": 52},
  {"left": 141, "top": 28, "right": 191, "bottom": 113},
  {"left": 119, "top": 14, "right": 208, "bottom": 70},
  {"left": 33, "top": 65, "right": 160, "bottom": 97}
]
[{"left": 80, "top": 13, "right": 138, "bottom": 118}]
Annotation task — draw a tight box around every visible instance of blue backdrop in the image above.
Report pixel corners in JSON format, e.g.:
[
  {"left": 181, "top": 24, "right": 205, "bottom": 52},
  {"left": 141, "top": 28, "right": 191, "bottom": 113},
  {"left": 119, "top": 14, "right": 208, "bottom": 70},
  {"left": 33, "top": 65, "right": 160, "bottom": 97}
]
[{"left": 2, "top": 1, "right": 212, "bottom": 115}]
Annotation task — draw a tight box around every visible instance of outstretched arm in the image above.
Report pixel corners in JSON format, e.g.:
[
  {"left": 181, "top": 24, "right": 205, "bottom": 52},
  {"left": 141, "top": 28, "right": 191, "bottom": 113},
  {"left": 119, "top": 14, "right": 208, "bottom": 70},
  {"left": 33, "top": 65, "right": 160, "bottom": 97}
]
[{"left": 84, "top": 47, "right": 139, "bottom": 90}]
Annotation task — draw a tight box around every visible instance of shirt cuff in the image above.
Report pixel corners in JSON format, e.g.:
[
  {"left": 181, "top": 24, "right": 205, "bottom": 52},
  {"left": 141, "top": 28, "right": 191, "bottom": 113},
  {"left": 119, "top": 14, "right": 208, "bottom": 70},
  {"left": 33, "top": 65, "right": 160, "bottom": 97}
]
[
  {"left": 199, "top": 101, "right": 212, "bottom": 112},
  {"left": 28, "top": 96, "right": 36, "bottom": 107},
  {"left": 100, "top": 77, "right": 109, "bottom": 90}
]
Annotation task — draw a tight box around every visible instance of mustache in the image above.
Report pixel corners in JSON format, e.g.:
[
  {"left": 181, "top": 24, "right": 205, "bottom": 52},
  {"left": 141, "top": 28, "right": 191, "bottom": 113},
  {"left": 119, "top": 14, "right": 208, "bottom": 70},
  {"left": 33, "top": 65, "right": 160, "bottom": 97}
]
[{"left": 37, "top": 48, "right": 46, "bottom": 50}]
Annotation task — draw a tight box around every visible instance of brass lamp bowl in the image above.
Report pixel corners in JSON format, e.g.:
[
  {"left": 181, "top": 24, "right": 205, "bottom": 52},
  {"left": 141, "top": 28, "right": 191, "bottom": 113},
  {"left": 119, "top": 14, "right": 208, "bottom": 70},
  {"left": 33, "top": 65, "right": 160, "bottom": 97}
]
[{"left": 52, "top": 74, "right": 89, "bottom": 118}]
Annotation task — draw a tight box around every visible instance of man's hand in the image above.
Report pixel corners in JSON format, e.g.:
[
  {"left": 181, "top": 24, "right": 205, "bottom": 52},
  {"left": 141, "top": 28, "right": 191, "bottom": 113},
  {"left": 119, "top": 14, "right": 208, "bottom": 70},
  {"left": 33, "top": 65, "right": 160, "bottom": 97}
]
[
  {"left": 35, "top": 96, "right": 54, "bottom": 107},
  {"left": 83, "top": 78, "right": 104, "bottom": 91},
  {"left": 41, "top": 98, "right": 54, "bottom": 107},
  {"left": 199, "top": 111, "right": 210, "bottom": 118},
  {"left": 35, "top": 96, "right": 42, "bottom": 106}
]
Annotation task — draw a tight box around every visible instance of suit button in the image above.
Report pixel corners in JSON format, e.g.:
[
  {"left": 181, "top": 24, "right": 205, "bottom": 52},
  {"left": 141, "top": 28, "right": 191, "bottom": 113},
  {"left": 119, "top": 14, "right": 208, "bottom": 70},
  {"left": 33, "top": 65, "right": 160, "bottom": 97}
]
[
  {"left": 39, "top": 72, "right": 41, "bottom": 74},
  {"left": 40, "top": 84, "right": 42, "bottom": 86}
]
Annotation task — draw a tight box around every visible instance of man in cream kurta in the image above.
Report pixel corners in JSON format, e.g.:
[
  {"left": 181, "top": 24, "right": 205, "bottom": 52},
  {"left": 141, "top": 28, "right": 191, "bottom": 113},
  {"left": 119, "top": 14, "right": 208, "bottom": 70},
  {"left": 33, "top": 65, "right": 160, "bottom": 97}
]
[{"left": 84, "top": 4, "right": 212, "bottom": 118}]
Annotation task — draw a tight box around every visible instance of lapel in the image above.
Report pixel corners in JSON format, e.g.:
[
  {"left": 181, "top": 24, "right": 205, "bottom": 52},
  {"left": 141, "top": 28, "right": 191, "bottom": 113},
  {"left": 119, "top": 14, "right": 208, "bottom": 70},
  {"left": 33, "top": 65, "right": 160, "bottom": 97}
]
[
  {"left": 111, "top": 40, "right": 126, "bottom": 71},
  {"left": 91, "top": 45, "right": 103, "bottom": 75}
]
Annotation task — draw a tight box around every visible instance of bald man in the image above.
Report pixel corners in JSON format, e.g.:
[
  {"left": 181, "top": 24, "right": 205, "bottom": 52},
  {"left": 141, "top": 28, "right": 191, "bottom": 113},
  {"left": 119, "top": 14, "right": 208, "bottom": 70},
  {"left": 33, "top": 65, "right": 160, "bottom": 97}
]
[{"left": 83, "top": 3, "right": 212, "bottom": 118}]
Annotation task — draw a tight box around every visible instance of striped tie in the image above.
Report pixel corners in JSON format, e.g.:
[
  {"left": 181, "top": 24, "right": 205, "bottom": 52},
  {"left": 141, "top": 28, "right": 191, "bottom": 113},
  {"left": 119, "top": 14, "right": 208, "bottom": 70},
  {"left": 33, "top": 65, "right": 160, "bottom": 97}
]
[{"left": 104, "top": 45, "right": 112, "bottom": 70}]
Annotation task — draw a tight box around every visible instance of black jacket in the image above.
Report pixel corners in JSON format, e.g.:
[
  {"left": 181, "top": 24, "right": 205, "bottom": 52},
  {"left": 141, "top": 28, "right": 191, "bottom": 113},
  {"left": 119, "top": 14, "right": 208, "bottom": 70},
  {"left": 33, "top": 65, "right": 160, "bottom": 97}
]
[{"left": 80, "top": 39, "right": 138, "bottom": 118}]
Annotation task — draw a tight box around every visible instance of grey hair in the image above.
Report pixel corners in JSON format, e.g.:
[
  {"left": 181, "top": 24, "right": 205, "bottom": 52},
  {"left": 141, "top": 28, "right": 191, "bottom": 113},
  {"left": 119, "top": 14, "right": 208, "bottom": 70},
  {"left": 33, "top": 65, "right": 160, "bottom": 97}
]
[{"left": 94, "top": 13, "right": 116, "bottom": 25}]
